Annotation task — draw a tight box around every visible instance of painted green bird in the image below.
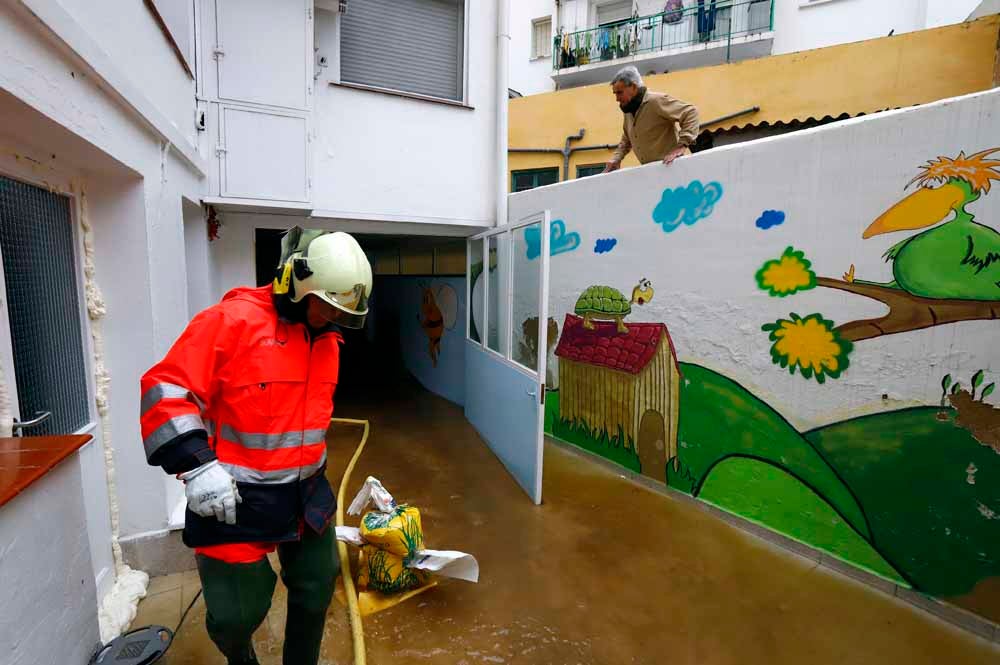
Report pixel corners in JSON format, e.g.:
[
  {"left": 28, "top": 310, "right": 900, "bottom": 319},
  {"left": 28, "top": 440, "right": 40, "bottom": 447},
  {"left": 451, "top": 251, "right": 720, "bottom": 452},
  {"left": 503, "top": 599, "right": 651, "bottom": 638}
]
[{"left": 845, "top": 148, "right": 1000, "bottom": 300}]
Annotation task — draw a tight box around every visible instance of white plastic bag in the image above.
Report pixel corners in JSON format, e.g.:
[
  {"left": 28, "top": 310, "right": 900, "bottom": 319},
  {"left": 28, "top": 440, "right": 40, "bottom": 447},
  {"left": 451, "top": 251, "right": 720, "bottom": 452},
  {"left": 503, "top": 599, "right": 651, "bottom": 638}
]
[
  {"left": 409, "top": 549, "right": 479, "bottom": 583},
  {"left": 347, "top": 476, "right": 397, "bottom": 516}
]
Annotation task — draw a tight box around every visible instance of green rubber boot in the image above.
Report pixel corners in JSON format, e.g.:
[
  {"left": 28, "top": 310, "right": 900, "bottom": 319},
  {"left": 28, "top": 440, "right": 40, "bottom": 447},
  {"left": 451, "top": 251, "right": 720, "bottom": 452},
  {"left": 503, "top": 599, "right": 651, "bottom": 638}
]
[
  {"left": 277, "top": 527, "right": 341, "bottom": 665},
  {"left": 195, "top": 554, "right": 277, "bottom": 665}
]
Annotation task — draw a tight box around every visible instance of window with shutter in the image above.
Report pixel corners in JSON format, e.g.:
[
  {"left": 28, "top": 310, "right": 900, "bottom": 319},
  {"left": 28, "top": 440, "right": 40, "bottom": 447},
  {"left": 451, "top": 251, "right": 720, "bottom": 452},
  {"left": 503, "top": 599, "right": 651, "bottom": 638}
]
[
  {"left": 340, "top": 0, "right": 465, "bottom": 102},
  {"left": 531, "top": 18, "right": 552, "bottom": 59}
]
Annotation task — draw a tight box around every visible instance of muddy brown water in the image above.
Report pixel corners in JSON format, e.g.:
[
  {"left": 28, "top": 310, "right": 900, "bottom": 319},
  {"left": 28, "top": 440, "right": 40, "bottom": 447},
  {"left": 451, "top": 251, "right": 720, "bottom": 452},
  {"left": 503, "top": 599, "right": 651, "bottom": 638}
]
[{"left": 142, "top": 379, "right": 999, "bottom": 664}]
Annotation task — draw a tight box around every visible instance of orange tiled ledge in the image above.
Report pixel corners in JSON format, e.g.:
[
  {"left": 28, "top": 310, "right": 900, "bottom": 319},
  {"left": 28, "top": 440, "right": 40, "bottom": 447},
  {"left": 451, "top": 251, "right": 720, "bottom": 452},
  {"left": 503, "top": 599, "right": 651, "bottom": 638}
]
[{"left": 0, "top": 434, "right": 92, "bottom": 507}]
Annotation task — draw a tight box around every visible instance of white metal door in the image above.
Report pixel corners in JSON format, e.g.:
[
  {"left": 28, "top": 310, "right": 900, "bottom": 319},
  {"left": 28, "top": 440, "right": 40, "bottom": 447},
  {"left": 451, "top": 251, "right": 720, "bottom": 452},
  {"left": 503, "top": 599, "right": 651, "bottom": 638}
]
[
  {"left": 220, "top": 104, "right": 310, "bottom": 201},
  {"left": 213, "top": 0, "right": 313, "bottom": 203},
  {"left": 216, "top": 0, "right": 312, "bottom": 110},
  {"left": 465, "top": 212, "right": 551, "bottom": 503}
]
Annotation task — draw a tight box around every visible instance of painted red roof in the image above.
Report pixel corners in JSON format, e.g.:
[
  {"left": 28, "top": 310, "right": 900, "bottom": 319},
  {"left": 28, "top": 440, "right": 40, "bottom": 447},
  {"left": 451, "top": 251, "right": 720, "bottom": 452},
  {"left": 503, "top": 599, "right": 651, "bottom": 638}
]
[{"left": 555, "top": 314, "right": 676, "bottom": 375}]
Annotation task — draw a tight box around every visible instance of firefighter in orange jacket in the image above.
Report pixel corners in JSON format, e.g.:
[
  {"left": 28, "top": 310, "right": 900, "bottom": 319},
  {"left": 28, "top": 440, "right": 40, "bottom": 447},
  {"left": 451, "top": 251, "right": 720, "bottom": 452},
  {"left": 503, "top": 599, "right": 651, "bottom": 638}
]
[{"left": 140, "top": 227, "right": 372, "bottom": 665}]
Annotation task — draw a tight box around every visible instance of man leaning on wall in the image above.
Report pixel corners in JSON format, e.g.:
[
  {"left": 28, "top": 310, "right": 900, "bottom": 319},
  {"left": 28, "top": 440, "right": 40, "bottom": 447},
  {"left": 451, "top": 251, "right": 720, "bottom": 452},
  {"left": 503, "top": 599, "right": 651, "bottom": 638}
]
[{"left": 603, "top": 65, "right": 700, "bottom": 173}]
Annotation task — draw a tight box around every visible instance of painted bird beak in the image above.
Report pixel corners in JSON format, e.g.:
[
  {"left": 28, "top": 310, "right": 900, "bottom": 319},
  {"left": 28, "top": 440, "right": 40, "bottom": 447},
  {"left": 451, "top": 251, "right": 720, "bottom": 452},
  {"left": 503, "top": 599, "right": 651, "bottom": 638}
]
[{"left": 862, "top": 183, "right": 965, "bottom": 239}]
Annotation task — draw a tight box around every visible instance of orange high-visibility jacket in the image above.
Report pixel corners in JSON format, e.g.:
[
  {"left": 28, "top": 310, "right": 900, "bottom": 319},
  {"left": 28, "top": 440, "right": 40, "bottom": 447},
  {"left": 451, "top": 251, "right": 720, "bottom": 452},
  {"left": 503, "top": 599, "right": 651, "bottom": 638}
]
[{"left": 140, "top": 285, "right": 342, "bottom": 548}]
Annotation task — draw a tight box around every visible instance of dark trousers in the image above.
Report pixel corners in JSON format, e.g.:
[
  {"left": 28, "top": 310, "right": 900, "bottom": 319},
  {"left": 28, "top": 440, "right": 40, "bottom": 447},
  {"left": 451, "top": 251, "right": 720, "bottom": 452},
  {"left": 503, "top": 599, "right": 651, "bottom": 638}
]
[{"left": 195, "top": 526, "right": 340, "bottom": 665}]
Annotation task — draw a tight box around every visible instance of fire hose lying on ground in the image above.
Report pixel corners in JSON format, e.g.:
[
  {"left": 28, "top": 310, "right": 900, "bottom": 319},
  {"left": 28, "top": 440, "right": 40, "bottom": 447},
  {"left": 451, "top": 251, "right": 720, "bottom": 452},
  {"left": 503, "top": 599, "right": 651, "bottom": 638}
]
[
  {"left": 332, "top": 418, "right": 480, "bottom": 665},
  {"left": 90, "top": 418, "right": 478, "bottom": 665}
]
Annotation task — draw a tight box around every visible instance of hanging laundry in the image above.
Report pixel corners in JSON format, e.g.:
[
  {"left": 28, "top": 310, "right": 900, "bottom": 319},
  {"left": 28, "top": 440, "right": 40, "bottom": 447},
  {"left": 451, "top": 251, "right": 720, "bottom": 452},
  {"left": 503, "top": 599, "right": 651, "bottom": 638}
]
[
  {"left": 629, "top": 19, "right": 641, "bottom": 53},
  {"left": 697, "top": 0, "right": 717, "bottom": 42},
  {"left": 664, "top": 0, "right": 684, "bottom": 24}
]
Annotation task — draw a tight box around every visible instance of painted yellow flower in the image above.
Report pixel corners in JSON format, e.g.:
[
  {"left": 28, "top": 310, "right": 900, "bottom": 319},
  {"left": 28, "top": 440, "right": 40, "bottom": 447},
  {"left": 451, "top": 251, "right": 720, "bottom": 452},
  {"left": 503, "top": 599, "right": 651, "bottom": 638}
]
[
  {"left": 762, "top": 313, "right": 853, "bottom": 383},
  {"left": 755, "top": 247, "right": 816, "bottom": 297}
]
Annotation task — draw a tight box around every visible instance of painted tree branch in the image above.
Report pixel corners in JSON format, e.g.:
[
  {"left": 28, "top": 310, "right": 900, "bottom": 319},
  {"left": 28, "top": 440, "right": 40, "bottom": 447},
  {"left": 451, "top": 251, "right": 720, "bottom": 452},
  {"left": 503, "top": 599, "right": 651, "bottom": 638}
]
[{"left": 815, "top": 277, "right": 1000, "bottom": 342}]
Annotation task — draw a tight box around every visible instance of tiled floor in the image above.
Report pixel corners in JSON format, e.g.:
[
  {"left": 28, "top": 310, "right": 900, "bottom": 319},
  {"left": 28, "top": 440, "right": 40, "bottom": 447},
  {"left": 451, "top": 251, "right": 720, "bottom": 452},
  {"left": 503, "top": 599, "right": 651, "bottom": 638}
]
[{"left": 133, "top": 380, "right": 1000, "bottom": 664}]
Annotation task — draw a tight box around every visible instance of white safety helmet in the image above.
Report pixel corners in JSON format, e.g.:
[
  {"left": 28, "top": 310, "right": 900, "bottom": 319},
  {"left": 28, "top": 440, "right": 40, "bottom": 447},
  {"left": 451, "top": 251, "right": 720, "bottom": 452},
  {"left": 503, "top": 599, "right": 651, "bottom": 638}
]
[{"left": 280, "top": 231, "right": 372, "bottom": 329}]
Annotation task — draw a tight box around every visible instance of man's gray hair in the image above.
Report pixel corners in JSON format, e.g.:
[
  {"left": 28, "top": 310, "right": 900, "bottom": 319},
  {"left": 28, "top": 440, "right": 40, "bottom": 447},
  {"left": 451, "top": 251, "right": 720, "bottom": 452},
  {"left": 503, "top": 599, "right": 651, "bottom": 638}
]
[{"left": 611, "top": 65, "right": 643, "bottom": 88}]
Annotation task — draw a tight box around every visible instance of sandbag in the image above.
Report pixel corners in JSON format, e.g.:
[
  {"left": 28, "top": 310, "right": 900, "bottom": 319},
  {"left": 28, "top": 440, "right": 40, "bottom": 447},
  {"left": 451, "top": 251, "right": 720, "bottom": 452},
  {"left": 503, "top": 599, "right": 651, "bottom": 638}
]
[
  {"left": 359, "top": 504, "right": 424, "bottom": 558},
  {"left": 356, "top": 544, "right": 430, "bottom": 594}
]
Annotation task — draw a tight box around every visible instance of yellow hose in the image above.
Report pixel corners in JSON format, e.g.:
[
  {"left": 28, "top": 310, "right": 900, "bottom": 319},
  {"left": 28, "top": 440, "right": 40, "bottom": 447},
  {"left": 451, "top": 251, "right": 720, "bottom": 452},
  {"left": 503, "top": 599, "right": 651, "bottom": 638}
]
[{"left": 331, "top": 417, "right": 371, "bottom": 665}]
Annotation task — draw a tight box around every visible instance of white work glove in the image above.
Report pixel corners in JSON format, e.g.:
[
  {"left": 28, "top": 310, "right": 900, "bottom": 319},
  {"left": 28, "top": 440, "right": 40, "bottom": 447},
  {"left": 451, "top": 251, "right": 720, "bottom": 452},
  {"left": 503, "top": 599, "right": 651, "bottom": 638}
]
[{"left": 178, "top": 460, "right": 242, "bottom": 525}]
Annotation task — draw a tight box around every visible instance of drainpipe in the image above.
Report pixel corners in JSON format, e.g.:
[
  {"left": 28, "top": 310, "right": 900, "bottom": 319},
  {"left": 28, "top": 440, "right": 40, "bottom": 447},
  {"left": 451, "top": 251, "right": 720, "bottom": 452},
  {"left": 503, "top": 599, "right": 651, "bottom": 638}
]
[
  {"left": 561, "top": 129, "right": 584, "bottom": 180},
  {"left": 497, "top": 0, "right": 510, "bottom": 225},
  {"left": 508, "top": 128, "right": 618, "bottom": 181}
]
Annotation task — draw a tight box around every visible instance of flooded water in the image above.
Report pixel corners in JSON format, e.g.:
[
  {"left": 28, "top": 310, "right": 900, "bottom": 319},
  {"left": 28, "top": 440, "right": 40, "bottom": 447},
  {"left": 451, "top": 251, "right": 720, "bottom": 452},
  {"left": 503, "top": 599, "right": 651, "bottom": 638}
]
[{"left": 140, "top": 378, "right": 999, "bottom": 664}]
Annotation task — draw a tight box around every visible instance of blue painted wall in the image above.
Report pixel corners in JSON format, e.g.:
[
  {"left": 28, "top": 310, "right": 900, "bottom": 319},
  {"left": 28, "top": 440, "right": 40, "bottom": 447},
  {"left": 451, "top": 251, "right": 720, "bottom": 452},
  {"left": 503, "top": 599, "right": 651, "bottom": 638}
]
[{"left": 377, "top": 276, "right": 466, "bottom": 406}]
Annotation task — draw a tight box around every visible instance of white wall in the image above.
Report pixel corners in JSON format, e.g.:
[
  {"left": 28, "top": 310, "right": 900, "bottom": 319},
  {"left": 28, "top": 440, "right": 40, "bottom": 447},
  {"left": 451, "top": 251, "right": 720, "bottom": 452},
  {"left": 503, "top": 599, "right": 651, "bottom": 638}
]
[
  {"left": 184, "top": 199, "right": 212, "bottom": 319},
  {"left": 58, "top": 0, "right": 197, "bottom": 146},
  {"left": 1, "top": 0, "right": 205, "bottom": 560},
  {"left": 772, "top": 0, "right": 989, "bottom": 55},
  {"left": 509, "top": 0, "right": 556, "bottom": 95},
  {"left": 196, "top": 1, "right": 498, "bottom": 227},
  {"left": 150, "top": 0, "right": 195, "bottom": 71},
  {"left": 312, "top": 5, "right": 498, "bottom": 226},
  {"left": 773, "top": 0, "right": 923, "bottom": 54},
  {"left": 970, "top": 0, "right": 1000, "bottom": 20},
  {"left": 923, "top": 0, "right": 984, "bottom": 28},
  {"left": 0, "top": 459, "right": 100, "bottom": 665},
  {"left": 510, "top": 87, "right": 1000, "bottom": 430}
]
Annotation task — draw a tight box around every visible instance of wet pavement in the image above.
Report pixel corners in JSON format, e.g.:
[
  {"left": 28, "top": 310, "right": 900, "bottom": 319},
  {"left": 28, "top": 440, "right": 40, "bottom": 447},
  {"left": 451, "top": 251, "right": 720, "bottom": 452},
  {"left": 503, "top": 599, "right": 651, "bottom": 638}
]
[{"left": 135, "top": 377, "right": 1000, "bottom": 664}]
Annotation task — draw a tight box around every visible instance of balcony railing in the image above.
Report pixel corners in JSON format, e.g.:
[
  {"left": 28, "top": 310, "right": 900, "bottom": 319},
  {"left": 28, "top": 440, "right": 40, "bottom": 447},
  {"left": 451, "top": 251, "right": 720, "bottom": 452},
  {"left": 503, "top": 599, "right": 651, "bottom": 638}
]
[{"left": 553, "top": 0, "right": 774, "bottom": 71}]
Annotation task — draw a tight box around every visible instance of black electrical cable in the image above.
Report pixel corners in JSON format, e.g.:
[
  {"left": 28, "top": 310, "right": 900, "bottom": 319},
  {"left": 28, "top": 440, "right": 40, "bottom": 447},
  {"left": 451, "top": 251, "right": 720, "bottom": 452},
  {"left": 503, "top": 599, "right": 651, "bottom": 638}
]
[
  {"left": 175, "top": 587, "right": 204, "bottom": 634},
  {"left": 88, "top": 581, "right": 203, "bottom": 664}
]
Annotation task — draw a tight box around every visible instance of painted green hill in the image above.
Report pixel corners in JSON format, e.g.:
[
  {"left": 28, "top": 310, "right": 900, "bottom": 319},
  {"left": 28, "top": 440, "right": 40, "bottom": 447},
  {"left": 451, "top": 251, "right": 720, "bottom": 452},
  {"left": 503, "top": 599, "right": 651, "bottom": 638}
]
[
  {"left": 807, "top": 407, "right": 1000, "bottom": 597},
  {"left": 699, "top": 457, "right": 904, "bottom": 581},
  {"left": 677, "top": 363, "right": 871, "bottom": 541},
  {"left": 545, "top": 362, "right": 905, "bottom": 584}
]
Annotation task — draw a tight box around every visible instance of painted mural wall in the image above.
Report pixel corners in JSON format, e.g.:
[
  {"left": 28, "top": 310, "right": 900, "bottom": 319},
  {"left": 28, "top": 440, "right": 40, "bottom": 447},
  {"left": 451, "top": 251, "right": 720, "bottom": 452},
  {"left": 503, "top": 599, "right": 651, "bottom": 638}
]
[
  {"left": 508, "top": 88, "right": 1000, "bottom": 624},
  {"left": 378, "top": 277, "right": 466, "bottom": 407}
]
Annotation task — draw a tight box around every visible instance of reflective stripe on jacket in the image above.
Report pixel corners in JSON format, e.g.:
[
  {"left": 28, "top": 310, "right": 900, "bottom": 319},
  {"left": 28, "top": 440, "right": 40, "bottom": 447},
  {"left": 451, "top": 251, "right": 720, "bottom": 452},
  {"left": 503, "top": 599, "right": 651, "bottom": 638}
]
[{"left": 140, "top": 285, "right": 342, "bottom": 547}]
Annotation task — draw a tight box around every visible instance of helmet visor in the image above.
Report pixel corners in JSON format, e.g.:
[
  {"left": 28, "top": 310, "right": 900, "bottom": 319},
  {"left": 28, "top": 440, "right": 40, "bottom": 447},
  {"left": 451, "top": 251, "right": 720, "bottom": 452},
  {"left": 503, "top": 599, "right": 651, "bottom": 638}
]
[{"left": 312, "top": 283, "right": 369, "bottom": 329}]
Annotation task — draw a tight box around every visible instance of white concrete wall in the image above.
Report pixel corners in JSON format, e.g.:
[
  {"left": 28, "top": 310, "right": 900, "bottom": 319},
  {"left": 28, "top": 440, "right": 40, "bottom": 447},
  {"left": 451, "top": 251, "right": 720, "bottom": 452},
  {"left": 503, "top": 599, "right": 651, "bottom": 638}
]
[
  {"left": 923, "top": 0, "right": 984, "bottom": 28},
  {"left": 184, "top": 199, "right": 213, "bottom": 319},
  {"left": 970, "top": 0, "right": 1000, "bottom": 20},
  {"left": 509, "top": 87, "right": 1000, "bottom": 430},
  {"left": 773, "top": 0, "right": 987, "bottom": 55},
  {"left": 195, "top": 1, "right": 498, "bottom": 227},
  {"left": 57, "top": 0, "right": 198, "bottom": 147},
  {"left": 149, "top": 0, "right": 196, "bottom": 71},
  {"left": 0, "top": 458, "right": 100, "bottom": 665},
  {"left": 510, "top": 0, "right": 556, "bottom": 95},
  {"left": 312, "top": 4, "right": 498, "bottom": 226},
  {"left": 1, "top": 0, "right": 205, "bottom": 582},
  {"left": 772, "top": 0, "right": 924, "bottom": 54}
]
